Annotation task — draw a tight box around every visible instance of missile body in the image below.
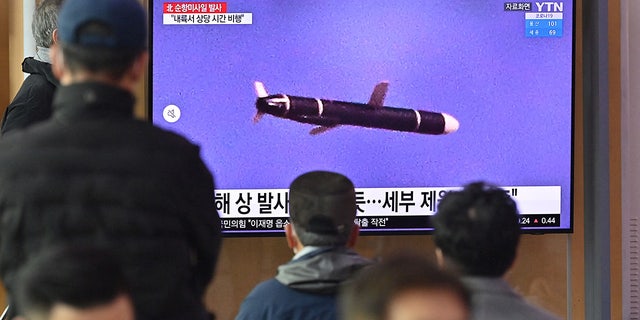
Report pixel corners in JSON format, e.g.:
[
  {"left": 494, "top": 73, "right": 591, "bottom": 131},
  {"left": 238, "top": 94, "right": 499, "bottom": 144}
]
[{"left": 256, "top": 94, "right": 457, "bottom": 135}]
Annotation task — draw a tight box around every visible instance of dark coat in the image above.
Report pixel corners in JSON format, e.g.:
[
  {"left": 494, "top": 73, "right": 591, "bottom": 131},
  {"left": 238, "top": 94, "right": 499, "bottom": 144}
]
[
  {"left": 1, "top": 58, "right": 59, "bottom": 135},
  {"left": 0, "top": 82, "right": 222, "bottom": 320}
]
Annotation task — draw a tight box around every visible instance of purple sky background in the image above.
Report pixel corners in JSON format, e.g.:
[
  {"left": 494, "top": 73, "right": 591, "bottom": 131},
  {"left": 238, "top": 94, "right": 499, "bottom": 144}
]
[{"left": 151, "top": 1, "right": 574, "bottom": 230}]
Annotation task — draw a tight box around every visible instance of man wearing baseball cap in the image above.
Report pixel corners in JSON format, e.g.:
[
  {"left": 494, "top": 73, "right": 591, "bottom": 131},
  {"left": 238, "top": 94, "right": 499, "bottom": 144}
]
[
  {"left": 235, "top": 171, "right": 373, "bottom": 320},
  {"left": 0, "top": 0, "right": 221, "bottom": 319}
]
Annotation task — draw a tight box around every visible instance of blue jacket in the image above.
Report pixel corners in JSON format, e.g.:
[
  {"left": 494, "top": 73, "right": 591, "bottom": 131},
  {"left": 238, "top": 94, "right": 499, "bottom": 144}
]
[{"left": 236, "top": 247, "right": 372, "bottom": 320}]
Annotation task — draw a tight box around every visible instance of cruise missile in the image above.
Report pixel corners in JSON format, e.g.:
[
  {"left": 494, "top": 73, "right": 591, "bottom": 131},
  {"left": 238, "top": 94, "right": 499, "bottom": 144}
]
[{"left": 253, "top": 81, "right": 459, "bottom": 135}]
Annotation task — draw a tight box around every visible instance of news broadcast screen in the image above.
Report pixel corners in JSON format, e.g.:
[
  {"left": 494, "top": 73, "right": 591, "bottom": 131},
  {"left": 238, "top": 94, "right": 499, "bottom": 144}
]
[{"left": 149, "top": 1, "right": 574, "bottom": 235}]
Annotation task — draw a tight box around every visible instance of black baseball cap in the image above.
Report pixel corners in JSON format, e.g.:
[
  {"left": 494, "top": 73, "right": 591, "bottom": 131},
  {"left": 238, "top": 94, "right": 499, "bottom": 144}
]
[{"left": 289, "top": 171, "right": 357, "bottom": 245}]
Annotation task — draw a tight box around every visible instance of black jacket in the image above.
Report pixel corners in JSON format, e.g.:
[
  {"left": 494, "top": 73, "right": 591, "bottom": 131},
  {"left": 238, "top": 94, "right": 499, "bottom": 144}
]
[
  {"left": 0, "top": 82, "right": 222, "bottom": 320},
  {"left": 1, "top": 57, "right": 59, "bottom": 135}
]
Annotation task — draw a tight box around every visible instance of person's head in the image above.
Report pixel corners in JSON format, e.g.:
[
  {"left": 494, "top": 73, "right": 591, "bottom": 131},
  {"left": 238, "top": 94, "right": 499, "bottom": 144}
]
[
  {"left": 340, "top": 253, "right": 471, "bottom": 320},
  {"left": 50, "top": 0, "right": 148, "bottom": 89},
  {"left": 432, "top": 181, "right": 520, "bottom": 277},
  {"left": 285, "top": 171, "right": 359, "bottom": 251},
  {"left": 12, "top": 245, "right": 134, "bottom": 320},
  {"left": 32, "top": 0, "right": 63, "bottom": 49}
]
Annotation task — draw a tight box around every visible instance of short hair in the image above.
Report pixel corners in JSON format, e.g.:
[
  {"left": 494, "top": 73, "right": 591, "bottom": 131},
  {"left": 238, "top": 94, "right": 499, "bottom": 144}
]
[
  {"left": 32, "top": 0, "right": 63, "bottom": 48},
  {"left": 13, "top": 245, "right": 130, "bottom": 319},
  {"left": 340, "top": 253, "right": 471, "bottom": 320},
  {"left": 433, "top": 181, "right": 520, "bottom": 277},
  {"left": 60, "top": 22, "right": 144, "bottom": 80},
  {"left": 289, "top": 171, "right": 357, "bottom": 246}
]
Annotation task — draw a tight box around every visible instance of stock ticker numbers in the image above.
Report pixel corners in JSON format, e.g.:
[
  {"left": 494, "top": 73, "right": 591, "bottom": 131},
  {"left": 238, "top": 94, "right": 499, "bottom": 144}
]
[{"left": 518, "top": 214, "right": 560, "bottom": 227}]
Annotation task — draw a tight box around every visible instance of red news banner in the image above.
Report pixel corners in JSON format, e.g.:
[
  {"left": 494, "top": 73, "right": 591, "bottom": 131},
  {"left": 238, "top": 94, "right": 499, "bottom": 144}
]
[
  {"left": 162, "top": 2, "right": 253, "bottom": 24},
  {"left": 163, "top": 2, "right": 227, "bottom": 13}
]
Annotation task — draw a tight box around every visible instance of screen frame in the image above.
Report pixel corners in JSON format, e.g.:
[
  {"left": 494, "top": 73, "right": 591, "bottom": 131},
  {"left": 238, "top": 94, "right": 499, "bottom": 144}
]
[{"left": 146, "top": 1, "right": 576, "bottom": 236}]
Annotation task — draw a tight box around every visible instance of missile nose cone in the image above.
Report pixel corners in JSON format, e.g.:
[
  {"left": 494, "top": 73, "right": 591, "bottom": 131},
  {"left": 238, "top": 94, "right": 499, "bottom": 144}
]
[{"left": 442, "top": 113, "right": 459, "bottom": 134}]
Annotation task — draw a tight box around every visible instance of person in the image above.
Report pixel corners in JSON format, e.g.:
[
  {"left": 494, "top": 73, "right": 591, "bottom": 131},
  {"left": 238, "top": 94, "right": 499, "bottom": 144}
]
[
  {"left": 235, "top": 171, "right": 373, "bottom": 320},
  {"left": 432, "top": 182, "right": 560, "bottom": 320},
  {"left": 340, "top": 253, "right": 471, "bottom": 320},
  {"left": 11, "top": 245, "right": 134, "bottom": 320},
  {"left": 0, "top": 0, "right": 222, "bottom": 319},
  {"left": 1, "top": 0, "right": 62, "bottom": 135}
]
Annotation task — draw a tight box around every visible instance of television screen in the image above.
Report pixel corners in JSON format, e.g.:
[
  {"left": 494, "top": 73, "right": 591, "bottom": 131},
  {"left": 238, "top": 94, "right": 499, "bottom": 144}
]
[{"left": 149, "top": 1, "right": 574, "bottom": 235}]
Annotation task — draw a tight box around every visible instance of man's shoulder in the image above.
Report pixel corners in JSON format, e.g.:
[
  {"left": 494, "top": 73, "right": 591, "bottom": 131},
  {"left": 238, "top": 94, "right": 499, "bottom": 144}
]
[
  {"left": 236, "top": 279, "right": 287, "bottom": 319},
  {"left": 237, "top": 277, "right": 338, "bottom": 320},
  {"left": 465, "top": 277, "right": 560, "bottom": 320},
  {"left": 1, "top": 118, "right": 195, "bottom": 149},
  {"left": 6, "top": 73, "right": 55, "bottom": 110},
  {"left": 244, "top": 278, "right": 293, "bottom": 300},
  {"left": 471, "top": 300, "right": 561, "bottom": 320},
  {"left": 0, "top": 119, "right": 205, "bottom": 175},
  {"left": 249, "top": 274, "right": 340, "bottom": 303},
  {"left": 22, "top": 72, "right": 54, "bottom": 88}
]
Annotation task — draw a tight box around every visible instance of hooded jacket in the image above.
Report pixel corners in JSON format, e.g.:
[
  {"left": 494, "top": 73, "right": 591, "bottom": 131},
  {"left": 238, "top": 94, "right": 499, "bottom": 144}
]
[
  {"left": 235, "top": 247, "right": 372, "bottom": 320},
  {"left": 1, "top": 57, "right": 59, "bottom": 135}
]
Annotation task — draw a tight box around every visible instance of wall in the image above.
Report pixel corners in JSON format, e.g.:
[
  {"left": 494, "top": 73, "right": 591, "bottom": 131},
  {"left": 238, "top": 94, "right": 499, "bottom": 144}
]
[
  {"left": 7, "top": 1, "right": 23, "bottom": 111},
  {"left": 621, "top": 0, "right": 640, "bottom": 317},
  {"left": 206, "top": 235, "right": 569, "bottom": 320},
  {"left": 0, "top": 0, "right": 24, "bottom": 311},
  {"left": 0, "top": 1, "right": 8, "bottom": 111},
  {"left": 0, "top": 1, "right": 23, "bottom": 114},
  {"left": 0, "top": 0, "right": 7, "bottom": 310},
  {"left": 581, "top": 0, "right": 622, "bottom": 318}
]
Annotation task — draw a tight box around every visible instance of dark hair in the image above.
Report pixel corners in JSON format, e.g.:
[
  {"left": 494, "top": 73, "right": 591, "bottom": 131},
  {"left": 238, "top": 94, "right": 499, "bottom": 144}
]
[
  {"left": 340, "top": 253, "right": 471, "bottom": 320},
  {"left": 60, "top": 22, "right": 144, "bottom": 80},
  {"left": 13, "top": 245, "right": 130, "bottom": 318},
  {"left": 433, "top": 181, "right": 520, "bottom": 277},
  {"left": 32, "top": 0, "right": 63, "bottom": 48},
  {"left": 289, "top": 171, "right": 357, "bottom": 246}
]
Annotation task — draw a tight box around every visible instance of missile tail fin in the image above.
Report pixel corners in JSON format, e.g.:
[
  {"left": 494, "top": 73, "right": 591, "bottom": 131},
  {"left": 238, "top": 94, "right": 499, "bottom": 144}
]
[
  {"left": 309, "top": 125, "right": 338, "bottom": 135},
  {"left": 253, "top": 81, "right": 268, "bottom": 123},
  {"left": 254, "top": 81, "right": 268, "bottom": 98},
  {"left": 368, "top": 81, "right": 389, "bottom": 108},
  {"left": 253, "top": 112, "right": 264, "bottom": 123}
]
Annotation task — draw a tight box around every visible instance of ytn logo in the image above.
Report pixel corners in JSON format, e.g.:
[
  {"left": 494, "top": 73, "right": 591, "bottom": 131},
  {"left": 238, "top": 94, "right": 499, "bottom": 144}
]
[{"left": 535, "top": 2, "right": 564, "bottom": 11}]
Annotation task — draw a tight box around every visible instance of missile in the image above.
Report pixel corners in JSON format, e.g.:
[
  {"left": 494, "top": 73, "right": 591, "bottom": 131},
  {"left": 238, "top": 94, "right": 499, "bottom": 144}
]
[{"left": 253, "top": 81, "right": 459, "bottom": 135}]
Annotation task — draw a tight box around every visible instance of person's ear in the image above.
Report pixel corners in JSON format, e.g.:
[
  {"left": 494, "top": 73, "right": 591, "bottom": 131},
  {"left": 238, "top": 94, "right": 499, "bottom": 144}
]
[
  {"left": 435, "top": 247, "right": 445, "bottom": 268},
  {"left": 50, "top": 43, "right": 65, "bottom": 81},
  {"left": 128, "top": 51, "right": 148, "bottom": 82},
  {"left": 52, "top": 28, "right": 58, "bottom": 44},
  {"left": 346, "top": 224, "right": 360, "bottom": 248},
  {"left": 284, "top": 223, "right": 299, "bottom": 253}
]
